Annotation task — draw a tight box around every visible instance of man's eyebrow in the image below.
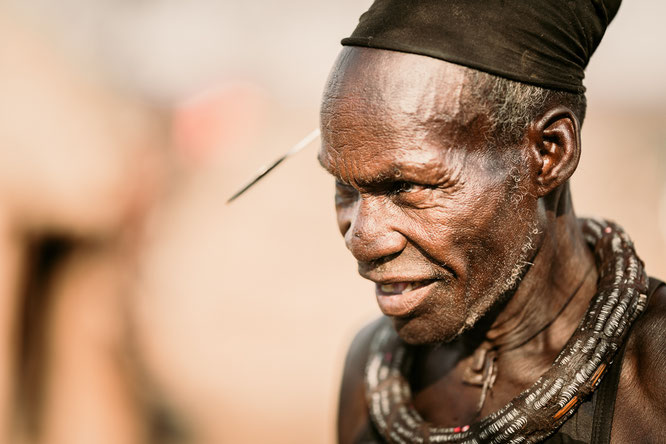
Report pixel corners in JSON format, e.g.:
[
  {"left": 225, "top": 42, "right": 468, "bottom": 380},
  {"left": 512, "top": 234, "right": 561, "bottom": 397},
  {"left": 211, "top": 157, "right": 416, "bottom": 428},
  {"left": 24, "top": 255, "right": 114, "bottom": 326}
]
[
  {"left": 317, "top": 149, "right": 456, "bottom": 188},
  {"left": 388, "top": 159, "right": 451, "bottom": 177},
  {"left": 349, "top": 166, "right": 411, "bottom": 189},
  {"left": 361, "top": 160, "right": 458, "bottom": 189}
]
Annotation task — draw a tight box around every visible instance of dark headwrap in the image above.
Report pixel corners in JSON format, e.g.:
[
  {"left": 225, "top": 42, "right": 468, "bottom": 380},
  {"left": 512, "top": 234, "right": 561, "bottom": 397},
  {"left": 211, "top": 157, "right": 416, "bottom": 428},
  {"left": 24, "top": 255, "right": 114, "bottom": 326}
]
[{"left": 341, "top": 0, "right": 621, "bottom": 93}]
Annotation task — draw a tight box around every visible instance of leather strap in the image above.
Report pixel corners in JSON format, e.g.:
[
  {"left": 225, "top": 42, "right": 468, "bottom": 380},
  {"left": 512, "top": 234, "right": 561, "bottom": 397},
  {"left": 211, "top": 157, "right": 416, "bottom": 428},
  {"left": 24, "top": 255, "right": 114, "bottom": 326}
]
[{"left": 590, "top": 342, "right": 625, "bottom": 444}]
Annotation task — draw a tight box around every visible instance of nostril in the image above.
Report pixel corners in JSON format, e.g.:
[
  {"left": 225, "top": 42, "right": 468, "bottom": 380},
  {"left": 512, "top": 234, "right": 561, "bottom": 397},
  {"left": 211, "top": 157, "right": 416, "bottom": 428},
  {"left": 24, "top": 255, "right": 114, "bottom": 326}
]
[{"left": 369, "top": 252, "right": 401, "bottom": 268}]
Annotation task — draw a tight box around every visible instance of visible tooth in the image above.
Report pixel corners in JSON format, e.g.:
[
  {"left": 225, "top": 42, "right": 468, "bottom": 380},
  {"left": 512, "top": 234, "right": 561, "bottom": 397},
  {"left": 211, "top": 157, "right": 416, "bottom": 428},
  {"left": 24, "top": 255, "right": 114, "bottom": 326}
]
[
  {"left": 401, "top": 283, "right": 414, "bottom": 294},
  {"left": 381, "top": 283, "right": 396, "bottom": 293}
]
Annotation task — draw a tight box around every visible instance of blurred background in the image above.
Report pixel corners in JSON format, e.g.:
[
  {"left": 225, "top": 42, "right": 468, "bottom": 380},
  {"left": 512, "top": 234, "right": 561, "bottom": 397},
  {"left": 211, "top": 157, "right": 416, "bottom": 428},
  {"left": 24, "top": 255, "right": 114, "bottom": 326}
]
[{"left": 0, "top": 0, "right": 663, "bottom": 443}]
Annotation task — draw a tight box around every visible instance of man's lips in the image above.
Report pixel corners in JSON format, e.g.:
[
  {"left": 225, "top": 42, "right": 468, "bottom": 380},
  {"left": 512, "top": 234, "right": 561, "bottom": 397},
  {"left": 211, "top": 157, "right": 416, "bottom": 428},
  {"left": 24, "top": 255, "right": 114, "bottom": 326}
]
[
  {"left": 376, "top": 280, "right": 434, "bottom": 295},
  {"left": 375, "top": 279, "right": 436, "bottom": 317}
]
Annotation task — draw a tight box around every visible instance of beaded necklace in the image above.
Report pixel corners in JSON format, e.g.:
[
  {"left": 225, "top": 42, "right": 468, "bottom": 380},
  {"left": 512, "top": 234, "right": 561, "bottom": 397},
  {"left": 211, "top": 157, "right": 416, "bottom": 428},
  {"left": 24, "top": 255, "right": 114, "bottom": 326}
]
[{"left": 365, "top": 219, "right": 648, "bottom": 443}]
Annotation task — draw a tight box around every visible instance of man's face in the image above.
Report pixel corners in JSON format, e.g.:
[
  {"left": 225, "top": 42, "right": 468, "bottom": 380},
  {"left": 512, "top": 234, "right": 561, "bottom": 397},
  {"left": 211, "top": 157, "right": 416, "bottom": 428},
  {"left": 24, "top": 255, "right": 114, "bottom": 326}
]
[{"left": 319, "top": 48, "right": 542, "bottom": 344}]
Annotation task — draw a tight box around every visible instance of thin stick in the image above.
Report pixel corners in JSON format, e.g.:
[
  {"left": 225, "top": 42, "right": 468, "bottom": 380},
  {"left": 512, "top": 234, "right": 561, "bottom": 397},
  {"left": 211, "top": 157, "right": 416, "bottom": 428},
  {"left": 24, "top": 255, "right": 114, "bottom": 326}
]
[{"left": 226, "top": 128, "right": 320, "bottom": 203}]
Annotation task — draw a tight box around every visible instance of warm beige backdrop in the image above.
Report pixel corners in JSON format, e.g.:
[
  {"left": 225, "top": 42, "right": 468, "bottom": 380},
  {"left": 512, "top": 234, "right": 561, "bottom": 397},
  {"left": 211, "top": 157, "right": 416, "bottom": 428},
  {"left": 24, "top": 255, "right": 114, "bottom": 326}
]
[{"left": 2, "top": 1, "right": 664, "bottom": 443}]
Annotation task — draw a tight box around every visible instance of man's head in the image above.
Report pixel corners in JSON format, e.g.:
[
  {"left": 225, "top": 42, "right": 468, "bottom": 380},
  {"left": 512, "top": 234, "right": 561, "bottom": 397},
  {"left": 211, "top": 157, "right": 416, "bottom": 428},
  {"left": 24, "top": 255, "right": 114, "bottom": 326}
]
[
  {"left": 319, "top": 47, "right": 583, "bottom": 344},
  {"left": 319, "top": 0, "right": 622, "bottom": 344}
]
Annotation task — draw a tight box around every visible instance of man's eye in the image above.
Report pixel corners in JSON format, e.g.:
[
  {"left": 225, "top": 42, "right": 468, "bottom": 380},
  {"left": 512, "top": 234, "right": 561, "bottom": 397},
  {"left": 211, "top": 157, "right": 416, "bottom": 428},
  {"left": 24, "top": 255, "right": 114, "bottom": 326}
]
[
  {"left": 387, "top": 181, "right": 440, "bottom": 207},
  {"left": 388, "top": 181, "right": 417, "bottom": 196},
  {"left": 335, "top": 182, "right": 358, "bottom": 204}
]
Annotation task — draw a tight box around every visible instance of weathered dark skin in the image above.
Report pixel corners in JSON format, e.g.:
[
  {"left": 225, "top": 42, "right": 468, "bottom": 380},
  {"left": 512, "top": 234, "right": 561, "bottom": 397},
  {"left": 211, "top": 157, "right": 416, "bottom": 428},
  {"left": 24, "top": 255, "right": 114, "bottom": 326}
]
[{"left": 319, "top": 48, "right": 666, "bottom": 443}]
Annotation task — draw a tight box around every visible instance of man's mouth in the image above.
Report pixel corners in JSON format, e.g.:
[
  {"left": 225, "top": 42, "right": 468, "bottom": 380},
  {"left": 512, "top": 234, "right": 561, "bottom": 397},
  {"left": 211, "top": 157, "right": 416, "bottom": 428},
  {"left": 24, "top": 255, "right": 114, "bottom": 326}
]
[
  {"left": 377, "top": 280, "right": 434, "bottom": 295},
  {"left": 375, "top": 280, "right": 436, "bottom": 317}
]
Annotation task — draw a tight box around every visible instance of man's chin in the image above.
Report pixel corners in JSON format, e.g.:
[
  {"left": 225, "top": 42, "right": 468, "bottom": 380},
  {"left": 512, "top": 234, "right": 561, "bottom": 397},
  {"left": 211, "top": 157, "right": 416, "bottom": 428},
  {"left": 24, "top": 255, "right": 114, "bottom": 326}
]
[{"left": 391, "top": 316, "right": 465, "bottom": 345}]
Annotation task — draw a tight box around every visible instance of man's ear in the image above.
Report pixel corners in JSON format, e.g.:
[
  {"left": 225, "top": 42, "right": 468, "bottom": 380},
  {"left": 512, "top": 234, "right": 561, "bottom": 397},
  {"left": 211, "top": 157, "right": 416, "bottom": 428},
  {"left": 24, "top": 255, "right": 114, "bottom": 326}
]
[{"left": 527, "top": 106, "right": 580, "bottom": 197}]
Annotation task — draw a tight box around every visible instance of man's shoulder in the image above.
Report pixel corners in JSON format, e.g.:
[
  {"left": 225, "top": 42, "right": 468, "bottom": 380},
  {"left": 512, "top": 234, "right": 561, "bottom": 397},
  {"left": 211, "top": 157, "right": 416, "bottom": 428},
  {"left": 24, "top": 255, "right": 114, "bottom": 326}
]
[
  {"left": 612, "top": 278, "right": 666, "bottom": 442},
  {"left": 625, "top": 277, "right": 666, "bottom": 374},
  {"left": 341, "top": 316, "right": 395, "bottom": 384},
  {"left": 344, "top": 317, "right": 390, "bottom": 366},
  {"left": 338, "top": 316, "right": 389, "bottom": 444},
  {"left": 340, "top": 317, "right": 389, "bottom": 399},
  {"left": 627, "top": 277, "right": 666, "bottom": 361}
]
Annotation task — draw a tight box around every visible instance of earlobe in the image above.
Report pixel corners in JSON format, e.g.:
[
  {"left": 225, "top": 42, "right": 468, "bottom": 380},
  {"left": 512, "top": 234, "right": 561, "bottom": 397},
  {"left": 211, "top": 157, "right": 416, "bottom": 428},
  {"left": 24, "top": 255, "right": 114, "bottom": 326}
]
[{"left": 530, "top": 106, "right": 581, "bottom": 197}]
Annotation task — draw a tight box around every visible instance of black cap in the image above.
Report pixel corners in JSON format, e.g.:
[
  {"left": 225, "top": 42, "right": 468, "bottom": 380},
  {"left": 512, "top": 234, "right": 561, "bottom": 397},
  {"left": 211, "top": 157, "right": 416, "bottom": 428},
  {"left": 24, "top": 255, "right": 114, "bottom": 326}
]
[{"left": 342, "top": 0, "right": 621, "bottom": 93}]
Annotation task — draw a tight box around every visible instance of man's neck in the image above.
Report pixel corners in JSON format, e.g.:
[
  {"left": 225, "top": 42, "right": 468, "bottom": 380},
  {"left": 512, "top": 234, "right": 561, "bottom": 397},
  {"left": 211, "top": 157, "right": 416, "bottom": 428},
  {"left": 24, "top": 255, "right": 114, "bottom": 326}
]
[{"left": 480, "top": 187, "right": 599, "bottom": 378}]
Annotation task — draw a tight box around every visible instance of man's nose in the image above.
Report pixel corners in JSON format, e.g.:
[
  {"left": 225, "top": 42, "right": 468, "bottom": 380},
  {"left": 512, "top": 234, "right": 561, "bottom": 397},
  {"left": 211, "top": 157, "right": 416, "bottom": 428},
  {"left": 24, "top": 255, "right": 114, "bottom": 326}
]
[{"left": 342, "top": 196, "right": 406, "bottom": 263}]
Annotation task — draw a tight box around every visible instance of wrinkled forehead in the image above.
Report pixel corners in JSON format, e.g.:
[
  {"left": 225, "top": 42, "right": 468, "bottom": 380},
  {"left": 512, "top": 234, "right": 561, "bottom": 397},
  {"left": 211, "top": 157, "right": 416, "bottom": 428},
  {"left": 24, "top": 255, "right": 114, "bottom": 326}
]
[
  {"left": 321, "top": 47, "right": 469, "bottom": 125},
  {"left": 319, "top": 47, "right": 487, "bottom": 169}
]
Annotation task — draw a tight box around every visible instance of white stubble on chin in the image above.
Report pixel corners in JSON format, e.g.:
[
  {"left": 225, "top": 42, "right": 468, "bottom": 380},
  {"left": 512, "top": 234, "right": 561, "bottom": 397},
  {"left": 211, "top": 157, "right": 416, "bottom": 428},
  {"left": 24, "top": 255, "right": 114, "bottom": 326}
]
[{"left": 462, "top": 218, "right": 540, "bottom": 332}]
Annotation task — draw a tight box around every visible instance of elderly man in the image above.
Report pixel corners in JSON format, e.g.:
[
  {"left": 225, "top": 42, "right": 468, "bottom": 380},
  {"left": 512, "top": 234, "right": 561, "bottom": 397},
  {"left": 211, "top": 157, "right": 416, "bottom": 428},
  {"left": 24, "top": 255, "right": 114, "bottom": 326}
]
[{"left": 319, "top": 1, "right": 666, "bottom": 442}]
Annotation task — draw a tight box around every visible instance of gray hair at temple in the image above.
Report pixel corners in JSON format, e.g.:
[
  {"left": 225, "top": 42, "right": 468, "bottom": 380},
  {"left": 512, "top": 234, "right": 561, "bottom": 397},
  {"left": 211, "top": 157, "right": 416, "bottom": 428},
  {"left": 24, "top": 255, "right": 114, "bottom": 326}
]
[{"left": 464, "top": 70, "right": 587, "bottom": 146}]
